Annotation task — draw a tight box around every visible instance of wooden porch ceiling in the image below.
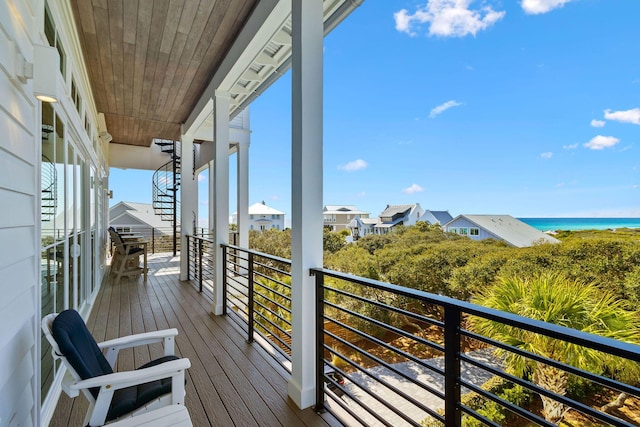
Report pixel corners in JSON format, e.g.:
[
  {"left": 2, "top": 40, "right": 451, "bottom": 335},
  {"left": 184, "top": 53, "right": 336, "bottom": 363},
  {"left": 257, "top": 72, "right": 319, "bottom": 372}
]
[
  {"left": 49, "top": 253, "right": 337, "bottom": 426},
  {"left": 70, "top": 0, "right": 258, "bottom": 147}
]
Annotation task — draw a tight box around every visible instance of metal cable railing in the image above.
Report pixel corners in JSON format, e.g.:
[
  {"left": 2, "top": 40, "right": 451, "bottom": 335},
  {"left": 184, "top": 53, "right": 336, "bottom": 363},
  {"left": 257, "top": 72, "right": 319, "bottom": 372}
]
[
  {"left": 108, "top": 226, "right": 181, "bottom": 254},
  {"left": 311, "top": 268, "right": 640, "bottom": 427},
  {"left": 185, "top": 241, "right": 640, "bottom": 426},
  {"left": 186, "top": 235, "right": 214, "bottom": 297},
  {"left": 222, "top": 244, "right": 292, "bottom": 368}
]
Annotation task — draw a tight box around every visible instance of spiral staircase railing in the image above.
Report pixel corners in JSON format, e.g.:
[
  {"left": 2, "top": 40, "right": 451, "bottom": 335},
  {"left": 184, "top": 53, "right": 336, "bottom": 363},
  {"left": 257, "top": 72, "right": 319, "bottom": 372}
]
[
  {"left": 152, "top": 139, "right": 181, "bottom": 255},
  {"left": 41, "top": 155, "right": 56, "bottom": 222}
]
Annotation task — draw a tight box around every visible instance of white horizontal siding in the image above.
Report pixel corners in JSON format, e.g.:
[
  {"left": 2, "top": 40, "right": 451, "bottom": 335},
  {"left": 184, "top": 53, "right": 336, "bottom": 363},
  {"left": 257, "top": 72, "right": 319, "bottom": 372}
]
[{"left": 0, "top": 1, "right": 39, "bottom": 426}]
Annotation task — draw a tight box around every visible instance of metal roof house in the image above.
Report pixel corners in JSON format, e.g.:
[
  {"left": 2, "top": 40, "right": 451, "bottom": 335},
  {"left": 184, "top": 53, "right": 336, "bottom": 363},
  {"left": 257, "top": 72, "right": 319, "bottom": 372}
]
[{"left": 444, "top": 214, "right": 561, "bottom": 248}]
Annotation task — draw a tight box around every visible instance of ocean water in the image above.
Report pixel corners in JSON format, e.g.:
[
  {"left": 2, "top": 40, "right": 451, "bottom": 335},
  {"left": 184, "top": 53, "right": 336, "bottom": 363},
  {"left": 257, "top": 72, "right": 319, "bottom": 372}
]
[{"left": 519, "top": 218, "right": 640, "bottom": 232}]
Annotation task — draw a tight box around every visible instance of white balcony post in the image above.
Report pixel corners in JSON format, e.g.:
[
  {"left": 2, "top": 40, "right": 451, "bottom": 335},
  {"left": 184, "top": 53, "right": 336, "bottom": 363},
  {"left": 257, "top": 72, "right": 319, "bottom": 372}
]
[
  {"left": 288, "top": 0, "right": 324, "bottom": 409},
  {"left": 236, "top": 135, "right": 250, "bottom": 250},
  {"left": 208, "top": 159, "right": 214, "bottom": 234},
  {"left": 212, "top": 91, "right": 230, "bottom": 315},
  {"left": 179, "top": 133, "right": 196, "bottom": 281}
]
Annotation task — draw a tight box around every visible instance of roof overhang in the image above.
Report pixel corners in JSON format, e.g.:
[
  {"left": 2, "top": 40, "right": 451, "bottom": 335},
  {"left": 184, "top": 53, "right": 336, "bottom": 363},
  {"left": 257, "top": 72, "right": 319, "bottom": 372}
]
[{"left": 184, "top": 0, "right": 363, "bottom": 142}]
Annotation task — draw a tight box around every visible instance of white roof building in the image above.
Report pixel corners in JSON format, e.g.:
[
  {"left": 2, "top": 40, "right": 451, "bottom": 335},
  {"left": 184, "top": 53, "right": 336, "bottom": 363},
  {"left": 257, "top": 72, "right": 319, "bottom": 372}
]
[{"left": 232, "top": 201, "right": 286, "bottom": 232}]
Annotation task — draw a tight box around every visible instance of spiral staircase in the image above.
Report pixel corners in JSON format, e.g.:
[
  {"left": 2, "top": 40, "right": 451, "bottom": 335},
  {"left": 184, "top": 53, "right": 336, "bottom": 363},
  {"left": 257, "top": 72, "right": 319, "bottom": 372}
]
[
  {"left": 152, "top": 139, "right": 180, "bottom": 255},
  {"left": 41, "top": 154, "right": 56, "bottom": 222}
]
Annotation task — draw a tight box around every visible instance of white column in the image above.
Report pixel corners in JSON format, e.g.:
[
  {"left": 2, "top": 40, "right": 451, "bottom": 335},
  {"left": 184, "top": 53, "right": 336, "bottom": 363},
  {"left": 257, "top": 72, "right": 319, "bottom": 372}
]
[
  {"left": 212, "top": 91, "right": 230, "bottom": 315},
  {"left": 288, "top": 0, "right": 324, "bottom": 409},
  {"left": 208, "top": 159, "right": 214, "bottom": 233},
  {"left": 179, "top": 133, "right": 196, "bottom": 281},
  {"left": 236, "top": 134, "right": 250, "bottom": 250}
]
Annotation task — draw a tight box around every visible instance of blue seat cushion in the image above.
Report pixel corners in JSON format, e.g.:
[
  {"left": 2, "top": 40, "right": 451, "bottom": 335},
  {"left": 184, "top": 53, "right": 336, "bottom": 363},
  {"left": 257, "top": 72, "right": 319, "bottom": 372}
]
[
  {"left": 127, "top": 246, "right": 144, "bottom": 255},
  {"left": 106, "top": 355, "right": 180, "bottom": 421},
  {"left": 52, "top": 310, "right": 113, "bottom": 398},
  {"left": 52, "top": 310, "right": 183, "bottom": 421}
]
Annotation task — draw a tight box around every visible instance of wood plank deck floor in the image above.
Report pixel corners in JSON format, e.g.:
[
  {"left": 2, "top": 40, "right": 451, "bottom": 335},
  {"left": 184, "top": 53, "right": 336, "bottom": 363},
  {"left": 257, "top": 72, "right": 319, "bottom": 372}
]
[{"left": 49, "top": 253, "right": 339, "bottom": 427}]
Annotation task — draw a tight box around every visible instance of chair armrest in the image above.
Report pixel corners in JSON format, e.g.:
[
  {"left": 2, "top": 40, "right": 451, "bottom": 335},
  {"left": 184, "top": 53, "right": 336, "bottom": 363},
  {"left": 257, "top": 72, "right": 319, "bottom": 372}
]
[
  {"left": 99, "top": 329, "right": 179, "bottom": 367},
  {"left": 124, "top": 241, "right": 147, "bottom": 250},
  {"left": 69, "top": 358, "right": 191, "bottom": 392},
  {"left": 79, "top": 358, "right": 191, "bottom": 427},
  {"left": 99, "top": 328, "right": 178, "bottom": 349}
]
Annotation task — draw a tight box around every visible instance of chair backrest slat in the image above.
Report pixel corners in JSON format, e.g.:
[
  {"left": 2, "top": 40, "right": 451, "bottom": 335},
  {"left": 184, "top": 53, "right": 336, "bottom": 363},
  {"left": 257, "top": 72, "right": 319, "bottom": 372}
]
[{"left": 108, "top": 227, "right": 126, "bottom": 254}]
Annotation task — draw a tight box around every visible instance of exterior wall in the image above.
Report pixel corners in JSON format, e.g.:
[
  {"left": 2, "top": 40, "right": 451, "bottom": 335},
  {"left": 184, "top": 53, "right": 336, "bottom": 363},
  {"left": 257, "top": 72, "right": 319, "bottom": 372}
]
[
  {"left": 109, "top": 203, "right": 132, "bottom": 219},
  {"left": 1, "top": 2, "right": 47, "bottom": 425},
  {"left": 249, "top": 213, "right": 285, "bottom": 231},
  {"left": 0, "top": 2, "right": 40, "bottom": 425},
  {"left": 324, "top": 211, "right": 369, "bottom": 231},
  {"left": 0, "top": 1, "right": 110, "bottom": 425},
  {"left": 406, "top": 205, "right": 424, "bottom": 227},
  {"left": 110, "top": 215, "right": 145, "bottom": 228},
  {"left": 445, "top": 218, "right": 499, "bottom": 242}
]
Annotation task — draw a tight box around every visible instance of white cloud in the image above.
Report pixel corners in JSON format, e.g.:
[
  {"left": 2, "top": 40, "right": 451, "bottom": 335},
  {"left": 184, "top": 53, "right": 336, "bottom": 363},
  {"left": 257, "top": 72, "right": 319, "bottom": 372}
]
[
  {"left": 604, "top": 108, "right": 640, "bottom": 125},
  {"left": 338, "top": 159, "right": 368, "bottom": 172},
  {"left": 563, "top": 143, "right": 578, "bottom": 150},
  {"left": 590, "top": 119, "right": 605, "bottom": 128},
  {"left": 269, "top": 195, "right": 280, "bottom": 201},
  {"left": 356, "top": 192, "right": 366, "bottom": 198},
  {"left": 394, "top": 9, "right": 413, "bottom": 34},
  {"left": 403, "top": 183, "right": 424, "bottom": 194},
  {"left": 394, "top": 0, "right": 505, "bottom": 38},
  {"left": 521, "top": 0, "right": 575, "bottom": 15},
  {"left": 429, "top": 100, "right": 463, "bottom": 118},
  {"left": 541, "top": 152, "right": 553, "bottom": 159},
  {"left": 584, "top": 135, "right": 620, "bottom": 150}
]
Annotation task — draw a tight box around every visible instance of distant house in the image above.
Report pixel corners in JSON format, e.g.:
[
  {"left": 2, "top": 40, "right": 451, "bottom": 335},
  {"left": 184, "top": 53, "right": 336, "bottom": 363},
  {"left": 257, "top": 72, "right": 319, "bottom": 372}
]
[
  {"left": 323, "top": 205, "right": 370, "bottom": 232},
  {"left": 419, "top": 210, "right": 454, "bottom": 226},
  {"left": 109, "top": 201, "right": 172, "bottom": 234},
  {"left": 444, "top": 214, "right": 560, "bottom": 248},
  {"left": 232, "top": 201, "right": 285, "bottom": 231},
  {"left": 345, "top": 215, "right": 380, "bottom": 241},
  {"left": 374, "top": 204, "right": 424, "bottom": 234}
]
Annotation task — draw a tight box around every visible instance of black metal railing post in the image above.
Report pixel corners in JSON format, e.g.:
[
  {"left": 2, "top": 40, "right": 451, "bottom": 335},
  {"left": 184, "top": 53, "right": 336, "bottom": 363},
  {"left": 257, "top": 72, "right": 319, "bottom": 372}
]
[
  {"left": 314, "top": 269, "right": 326, "bottom": 413},
  {"left": 247, "top": 252, "right": 254, "bottom": 342},
  {"left": 444, "top": 306, "right": 462, "bottom": 427},
  {"left": 197, "top": 238, "right": 203, "bottom": 292},
  {"left": 185, "top": 235, "right": 190, "bottom": 280},
  {"left": 152, "top": 227, "right": 156, "bottom": 253}
]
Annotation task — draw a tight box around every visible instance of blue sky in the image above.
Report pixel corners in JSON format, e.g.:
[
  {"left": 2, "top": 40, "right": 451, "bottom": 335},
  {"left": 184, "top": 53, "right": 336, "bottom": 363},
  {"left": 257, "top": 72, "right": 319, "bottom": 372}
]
[{"left": 111, "top": 0, "right": 640, "bottom": 221}]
